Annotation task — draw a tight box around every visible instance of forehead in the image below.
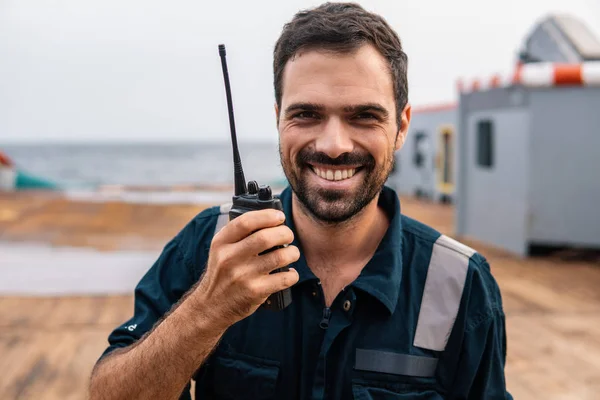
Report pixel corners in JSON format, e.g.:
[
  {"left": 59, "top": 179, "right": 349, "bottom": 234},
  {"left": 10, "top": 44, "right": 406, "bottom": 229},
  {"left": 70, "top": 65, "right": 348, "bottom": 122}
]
[{"left": 280, "top": 44, "right": 395, "bottom": 108}]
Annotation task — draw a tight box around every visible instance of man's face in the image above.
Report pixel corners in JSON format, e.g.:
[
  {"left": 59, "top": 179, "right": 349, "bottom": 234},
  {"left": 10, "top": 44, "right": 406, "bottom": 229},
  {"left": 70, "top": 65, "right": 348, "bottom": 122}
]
[{"left": 277, "top": 44, "right": 409, "bottom": 224}]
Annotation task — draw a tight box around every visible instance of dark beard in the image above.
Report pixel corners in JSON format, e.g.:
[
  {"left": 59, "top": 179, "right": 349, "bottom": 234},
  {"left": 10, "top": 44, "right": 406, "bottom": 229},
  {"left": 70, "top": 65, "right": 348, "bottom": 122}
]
[{"left": 280, "top": 146, "right": 394, "bottom": 224}]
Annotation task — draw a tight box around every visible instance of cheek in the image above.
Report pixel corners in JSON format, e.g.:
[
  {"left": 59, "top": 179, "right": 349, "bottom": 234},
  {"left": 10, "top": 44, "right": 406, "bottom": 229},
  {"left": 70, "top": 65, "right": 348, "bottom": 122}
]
[
  {"left": 359, "top": 131, "right": 394, "bottom": 161},
  {"left": 280, "top": 129, "right": 311, "bottom": 161},
  {"left": 279, "top": 136, "right": 299, "bottom": 170}
]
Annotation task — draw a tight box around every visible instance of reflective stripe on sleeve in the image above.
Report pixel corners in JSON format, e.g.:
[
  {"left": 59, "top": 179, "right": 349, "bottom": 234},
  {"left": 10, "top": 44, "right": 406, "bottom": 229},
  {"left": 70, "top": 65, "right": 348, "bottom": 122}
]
[
  {"left": 213, "top": 203, "right": 232, "bottom": 236},
  {"left": 413, "top": 234, "right": 476, "bottom": 351}
]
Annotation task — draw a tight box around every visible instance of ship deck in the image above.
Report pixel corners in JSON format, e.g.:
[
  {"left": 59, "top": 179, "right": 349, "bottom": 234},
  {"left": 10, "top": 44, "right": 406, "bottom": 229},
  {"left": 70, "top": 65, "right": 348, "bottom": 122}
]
[{"left": 1, "top": 191, "right": 599, "bottom": 399}]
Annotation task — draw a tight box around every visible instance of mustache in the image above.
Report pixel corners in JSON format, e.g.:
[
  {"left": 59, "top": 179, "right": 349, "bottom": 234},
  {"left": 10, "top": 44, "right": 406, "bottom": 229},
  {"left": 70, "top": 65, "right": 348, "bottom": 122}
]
[{"left": 297, "top": 149, "right": 375, "bottom": 167}]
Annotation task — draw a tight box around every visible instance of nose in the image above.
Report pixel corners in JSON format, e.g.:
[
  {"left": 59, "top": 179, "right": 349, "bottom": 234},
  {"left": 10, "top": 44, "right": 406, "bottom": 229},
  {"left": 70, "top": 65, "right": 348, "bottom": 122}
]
[{"left": 314, "top": 118, "right": 354, "bottom": 159}]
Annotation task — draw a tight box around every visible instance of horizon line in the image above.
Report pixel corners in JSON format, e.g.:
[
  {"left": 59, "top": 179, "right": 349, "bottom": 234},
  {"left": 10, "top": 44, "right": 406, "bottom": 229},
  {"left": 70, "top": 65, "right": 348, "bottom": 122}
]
[{"left": 0, "top": 138, "right": 279, "bottom": 146}]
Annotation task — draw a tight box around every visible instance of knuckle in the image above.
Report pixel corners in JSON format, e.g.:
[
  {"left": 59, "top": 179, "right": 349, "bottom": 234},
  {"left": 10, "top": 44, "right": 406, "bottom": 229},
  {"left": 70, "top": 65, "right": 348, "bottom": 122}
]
[
  {"left": 280, "top": 274, "right": 289, "bottom": 288},
  {"left": 282, "top": 226, "right": 294, "bottom": 243},
  {"left": 210, "top": 230, "right": 224, "bottom": 247},
  {"left": 255, "top": 230, "right": 270, "bottom": 248},
  {"left": 210, "top": 233, "right": 219, "bottom": 247},
  {"left": 280, "top": 273, "right": 293, "bottom": 289},
  {"left": 277, "top": 248, "right": 295, "bottom": 266},
  {"left": 217, "top": 247, "right": 241, "bottom": 272},
  {"left": 287, "top": 246, "right": 300, "bottom": 262},
  {"left": 244, "top": 280, "right": 262, "bottom": 298},
  {"left": 235, "top": 215, "right": 252, "bottom": 233},
  {"left": 216, "top": 248, "right": 231, "bottom": 267},
  {"left": 270, "top": 250, "right": 284, "bottom": 266}
]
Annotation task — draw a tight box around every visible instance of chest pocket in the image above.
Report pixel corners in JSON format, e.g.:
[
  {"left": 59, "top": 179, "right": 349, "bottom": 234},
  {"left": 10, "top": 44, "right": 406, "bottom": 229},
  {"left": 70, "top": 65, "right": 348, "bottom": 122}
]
[
  {"left": 352, "top": 373, "right": 442, "bottom": 400},
  {"left": 352, "top": 383, "right": 441, "bottom": 400},
  {"left": 211, "top": 351, "right": 280, "bottom": 400},
  {"left": 352, "top": 349, "right": 442, "bottom": 400}
]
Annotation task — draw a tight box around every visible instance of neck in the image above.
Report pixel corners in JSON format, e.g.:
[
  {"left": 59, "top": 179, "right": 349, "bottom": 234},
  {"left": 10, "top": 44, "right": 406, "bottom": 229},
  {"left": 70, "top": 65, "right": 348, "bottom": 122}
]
[{"left": 292, "top": 194, "right": 389, "bottom": 272}]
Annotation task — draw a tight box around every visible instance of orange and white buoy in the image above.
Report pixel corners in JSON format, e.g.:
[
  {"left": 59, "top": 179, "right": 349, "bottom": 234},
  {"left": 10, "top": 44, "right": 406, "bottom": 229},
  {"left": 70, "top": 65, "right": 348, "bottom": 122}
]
[{"left": 457, "top": 61, "right": 600, "bottom": 93}]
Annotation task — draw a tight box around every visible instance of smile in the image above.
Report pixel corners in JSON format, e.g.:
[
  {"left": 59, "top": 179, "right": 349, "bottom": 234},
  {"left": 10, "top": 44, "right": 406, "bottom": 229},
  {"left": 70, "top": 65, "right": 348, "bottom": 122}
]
[{"left": 310, "top": 166, "right": 361, "bottom": 182}]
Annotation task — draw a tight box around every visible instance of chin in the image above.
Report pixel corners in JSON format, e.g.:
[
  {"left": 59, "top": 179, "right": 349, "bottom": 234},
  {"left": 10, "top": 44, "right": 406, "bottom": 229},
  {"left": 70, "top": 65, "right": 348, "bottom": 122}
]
[
  {"left": 284, "top": 161, "right": 390, "bottom": 224},
  {"left": 299, "top": 185, "right": 372, "bottom": 224}
]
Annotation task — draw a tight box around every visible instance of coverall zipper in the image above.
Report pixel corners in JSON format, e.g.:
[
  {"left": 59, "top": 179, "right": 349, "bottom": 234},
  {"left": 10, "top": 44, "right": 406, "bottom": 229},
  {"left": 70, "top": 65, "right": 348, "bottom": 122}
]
[{"left": 319, "top": 307, "right": 331, "bottom": 329}]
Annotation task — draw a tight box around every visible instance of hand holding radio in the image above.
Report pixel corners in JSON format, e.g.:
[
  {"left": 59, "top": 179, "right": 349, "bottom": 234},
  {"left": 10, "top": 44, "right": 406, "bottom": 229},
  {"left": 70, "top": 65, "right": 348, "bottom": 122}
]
[
  {"left": 205, "top": 44, "right": 296, "bottom": 313},
  {"left": 195, "top": 209, "right": 300, "bottom": 329}
]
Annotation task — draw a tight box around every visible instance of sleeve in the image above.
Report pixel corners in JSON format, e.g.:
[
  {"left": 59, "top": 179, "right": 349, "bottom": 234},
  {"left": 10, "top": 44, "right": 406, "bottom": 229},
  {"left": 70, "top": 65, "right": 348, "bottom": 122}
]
[
  {"left": 95, "top": 238, "right": 197, "bottom": 400},
  {"left": 98, "top": 237, "right": 195, "bottom": 359},
  {"left": 450, "top": 308, "right": 513, "bottom": 400},
  {"left": 448, "top": 258, "right": 513, "bottom": 400},
  {"left": 94, "top": 209, "right": 218, "bottom": 400}
]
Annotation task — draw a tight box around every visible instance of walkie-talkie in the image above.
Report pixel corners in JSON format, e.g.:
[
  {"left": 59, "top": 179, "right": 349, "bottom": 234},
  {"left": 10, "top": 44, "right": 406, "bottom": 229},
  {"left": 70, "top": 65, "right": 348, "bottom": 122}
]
[{"left": 218, "top": 44, "right": 292, "bottom": 311}]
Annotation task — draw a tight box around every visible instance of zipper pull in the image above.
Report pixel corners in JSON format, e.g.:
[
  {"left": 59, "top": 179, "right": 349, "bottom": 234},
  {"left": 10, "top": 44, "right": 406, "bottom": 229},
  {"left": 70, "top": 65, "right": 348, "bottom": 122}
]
[{"left": 319, "top": 307, "right": 331, "bottom": 329}]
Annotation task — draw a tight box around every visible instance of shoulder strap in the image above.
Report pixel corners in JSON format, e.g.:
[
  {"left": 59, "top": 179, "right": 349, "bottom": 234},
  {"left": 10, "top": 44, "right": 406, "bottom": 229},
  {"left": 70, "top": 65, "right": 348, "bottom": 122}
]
[{"left": 413, "top": 234, "right": 476, "bottom": 351}]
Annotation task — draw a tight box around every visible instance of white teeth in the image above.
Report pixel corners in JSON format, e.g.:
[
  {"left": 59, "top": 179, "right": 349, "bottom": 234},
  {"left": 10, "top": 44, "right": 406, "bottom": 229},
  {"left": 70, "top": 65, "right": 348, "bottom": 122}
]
[{"left": 313, "top": 167, "right": 357, "bottom": 181}]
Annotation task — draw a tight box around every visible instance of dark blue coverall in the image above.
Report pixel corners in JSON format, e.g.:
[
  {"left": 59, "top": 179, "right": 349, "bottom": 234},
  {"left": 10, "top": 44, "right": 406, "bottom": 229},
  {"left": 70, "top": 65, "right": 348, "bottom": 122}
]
[{"left": 98, "top": 186, "right": 513, "bottom": 399}]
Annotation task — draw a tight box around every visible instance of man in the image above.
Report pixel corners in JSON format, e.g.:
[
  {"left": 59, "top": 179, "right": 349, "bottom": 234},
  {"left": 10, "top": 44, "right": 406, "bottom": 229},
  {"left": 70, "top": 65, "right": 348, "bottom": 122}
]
[{"left": 90, "top": 3, "right": 512, "bottom": 399}]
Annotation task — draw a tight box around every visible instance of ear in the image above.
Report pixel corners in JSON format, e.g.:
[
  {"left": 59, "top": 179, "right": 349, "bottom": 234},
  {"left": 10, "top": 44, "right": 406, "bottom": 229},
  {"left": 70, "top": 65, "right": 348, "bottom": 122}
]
[
  {"left": 395, "top": 103, "right": 411, "bottom": 151},
  {"left": 274, "top": 103, "right": 280, "bottom": 127}
]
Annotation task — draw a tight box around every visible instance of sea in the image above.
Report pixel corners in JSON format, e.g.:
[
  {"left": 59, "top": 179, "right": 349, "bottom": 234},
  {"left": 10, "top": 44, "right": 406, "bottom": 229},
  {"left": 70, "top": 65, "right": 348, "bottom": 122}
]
[{"left": 1, "top": 141, "right": 287, "bottom": 189}]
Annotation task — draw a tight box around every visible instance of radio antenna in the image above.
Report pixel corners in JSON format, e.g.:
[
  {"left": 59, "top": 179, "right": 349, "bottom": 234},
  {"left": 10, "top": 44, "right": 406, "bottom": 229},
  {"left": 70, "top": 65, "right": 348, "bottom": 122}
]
[{"left": 218, "top": 44, "right": 247, "bottom": 196}]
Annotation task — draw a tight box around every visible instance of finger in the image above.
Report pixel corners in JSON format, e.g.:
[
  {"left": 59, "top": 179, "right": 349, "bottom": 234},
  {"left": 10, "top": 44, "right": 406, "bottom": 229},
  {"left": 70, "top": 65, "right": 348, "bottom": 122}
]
[
  {"left": 255, "top": 245, "right": 300, "bottom": 275},
  {"left": 240, "top": 225, "right": 295, "bottom": 256},
  {"left": 215, "top": 209, "right": 286, "bottom": 245},
  {"left": 255, "top": 268, "right": 300, "bottom": 297}
]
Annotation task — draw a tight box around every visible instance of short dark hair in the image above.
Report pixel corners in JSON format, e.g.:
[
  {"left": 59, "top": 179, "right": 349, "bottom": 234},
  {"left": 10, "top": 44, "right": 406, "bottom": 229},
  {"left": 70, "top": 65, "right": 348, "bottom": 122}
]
[{"left": 273, "top": 2, "right": 408, "bottom": 127}]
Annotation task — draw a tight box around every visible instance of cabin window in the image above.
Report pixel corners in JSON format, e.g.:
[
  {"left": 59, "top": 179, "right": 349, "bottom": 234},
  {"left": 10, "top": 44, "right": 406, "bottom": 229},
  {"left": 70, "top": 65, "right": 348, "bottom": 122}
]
[
  {"left": 441, "top": 130, "right": 452, "bottom": 183},
  {"left": 476, "top": 120, "right": 494, "bottom": 168},
  {"left": 413, "top": 132, "right": 427, "bottom": 168}
]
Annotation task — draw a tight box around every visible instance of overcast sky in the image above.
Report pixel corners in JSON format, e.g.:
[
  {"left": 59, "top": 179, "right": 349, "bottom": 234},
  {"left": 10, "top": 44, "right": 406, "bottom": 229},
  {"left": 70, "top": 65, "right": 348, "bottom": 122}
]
[{"left": 1, "top": 0, "right": 599, "bottom": 143}]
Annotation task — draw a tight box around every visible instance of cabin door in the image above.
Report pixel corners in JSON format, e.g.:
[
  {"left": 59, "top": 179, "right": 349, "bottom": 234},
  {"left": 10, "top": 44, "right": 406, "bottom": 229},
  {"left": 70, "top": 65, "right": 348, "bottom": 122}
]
[{"left": 436, "top": 126, "right": 454, "bottom": 201}]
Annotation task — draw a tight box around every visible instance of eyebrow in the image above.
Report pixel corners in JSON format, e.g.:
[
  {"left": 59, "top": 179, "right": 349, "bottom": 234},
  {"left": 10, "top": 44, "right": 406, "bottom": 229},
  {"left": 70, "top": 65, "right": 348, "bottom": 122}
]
[
  {"left": 284, "top": 102, "right": 325, "bottom": 114},
  {"left": 284, "top": 102, "right": 390, "bottom": 118},
  {"left": 343, "top": 103, "right": 389, "bottom": 118}
]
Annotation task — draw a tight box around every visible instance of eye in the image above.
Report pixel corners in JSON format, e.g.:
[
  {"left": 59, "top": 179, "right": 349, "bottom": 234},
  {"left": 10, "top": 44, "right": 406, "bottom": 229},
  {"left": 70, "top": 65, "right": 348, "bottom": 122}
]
[
  {"left": 293, "top": 111, "right": 320, "bottom": 120},
  {"left": 353, "top": 112, "right": 378, "bottom": 121}
]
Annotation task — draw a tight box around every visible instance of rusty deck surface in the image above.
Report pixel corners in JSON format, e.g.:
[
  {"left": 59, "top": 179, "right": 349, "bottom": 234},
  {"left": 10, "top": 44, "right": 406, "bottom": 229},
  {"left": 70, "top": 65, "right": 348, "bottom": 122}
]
[{"left": 1, "top": 192, "right": 600, "bottom": 399}]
